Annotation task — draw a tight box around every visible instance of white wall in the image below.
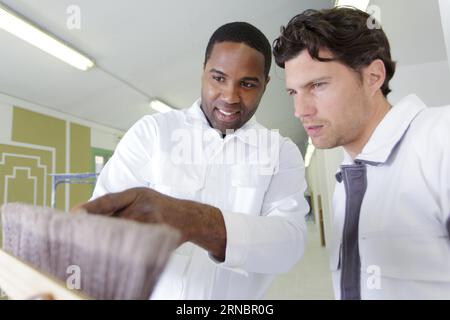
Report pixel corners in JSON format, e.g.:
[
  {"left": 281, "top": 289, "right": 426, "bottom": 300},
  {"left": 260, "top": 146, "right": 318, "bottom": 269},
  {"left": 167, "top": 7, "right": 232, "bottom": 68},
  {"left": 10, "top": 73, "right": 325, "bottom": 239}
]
[
  {"left": 0, "top": 103, "right": 13, "bottom": 143},
  {"left": 306, "top": 147, "right": 343, "bottom": 248},
  {"left": 91, "top": 128, "right": 122, "bottom": 151},
  {"left": 440, "top": 0, "right": 450, "bottom": 72},
  {"left": 389, "top": 60, "right": 450, "bottom": 107},
  {"left": 387, "top": 1, "right": 450, "bottom": 107}
]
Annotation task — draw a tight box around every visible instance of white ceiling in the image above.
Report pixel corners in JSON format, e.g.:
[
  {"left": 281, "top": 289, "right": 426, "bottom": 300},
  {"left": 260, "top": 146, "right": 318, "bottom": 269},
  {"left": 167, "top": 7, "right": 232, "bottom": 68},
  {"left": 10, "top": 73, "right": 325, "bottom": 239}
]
[{"left": 0, "top": 0, "right": 447, "bottom": 155}]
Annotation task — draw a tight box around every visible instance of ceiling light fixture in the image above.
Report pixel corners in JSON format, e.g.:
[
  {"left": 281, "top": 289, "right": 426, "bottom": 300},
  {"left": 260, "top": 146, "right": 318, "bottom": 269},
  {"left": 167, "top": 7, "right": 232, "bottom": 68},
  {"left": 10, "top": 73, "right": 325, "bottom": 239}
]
[
  {"left": 0, "top": 4, "right": 94, "bottom": 71},
  {"left": 149, "top": 99, "right": 174, "bottom": 113}
]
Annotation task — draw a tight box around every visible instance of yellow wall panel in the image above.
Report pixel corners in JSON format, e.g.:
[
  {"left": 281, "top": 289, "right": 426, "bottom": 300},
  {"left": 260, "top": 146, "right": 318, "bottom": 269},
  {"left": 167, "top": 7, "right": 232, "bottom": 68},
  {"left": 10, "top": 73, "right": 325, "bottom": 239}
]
[
  {"left": 0, "top": 144, "right": 53, "bottom": 207},
  {"left": 11, "top": 107, "right": 66, "bottom": 210},
  {"left": 7, "top": 169, "right": 36, "bottom": 204}
]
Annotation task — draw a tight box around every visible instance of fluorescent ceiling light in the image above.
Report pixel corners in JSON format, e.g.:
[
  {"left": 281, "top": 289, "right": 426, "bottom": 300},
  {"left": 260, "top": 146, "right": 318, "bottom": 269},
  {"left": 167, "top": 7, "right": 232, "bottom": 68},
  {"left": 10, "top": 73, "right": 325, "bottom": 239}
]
[
  {"left": 304, "top": 137, "right": 315, "bottom": 168},
  {"left": 149, "top": 99, "right": 174, "bottom": 113},
  {"left": 0, "top": 4, "right": 94, "bottom": 71},
  {"left": 334, "top": 0, "right": 370, "bottom": 11}
]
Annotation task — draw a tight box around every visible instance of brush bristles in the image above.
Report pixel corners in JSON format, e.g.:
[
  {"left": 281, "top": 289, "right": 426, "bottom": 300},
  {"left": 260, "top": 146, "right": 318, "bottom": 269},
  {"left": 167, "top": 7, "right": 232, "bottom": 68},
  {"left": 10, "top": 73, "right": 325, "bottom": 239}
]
[{"left": 1, "top": 203, "right": 180, "bottom": 300}]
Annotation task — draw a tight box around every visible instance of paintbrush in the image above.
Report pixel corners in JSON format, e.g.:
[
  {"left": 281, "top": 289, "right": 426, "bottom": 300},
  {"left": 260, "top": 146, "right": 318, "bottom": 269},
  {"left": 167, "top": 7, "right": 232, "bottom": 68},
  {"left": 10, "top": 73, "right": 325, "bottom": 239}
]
[{"left": 1, "top": 202, "right": 180, "bottom": 300}]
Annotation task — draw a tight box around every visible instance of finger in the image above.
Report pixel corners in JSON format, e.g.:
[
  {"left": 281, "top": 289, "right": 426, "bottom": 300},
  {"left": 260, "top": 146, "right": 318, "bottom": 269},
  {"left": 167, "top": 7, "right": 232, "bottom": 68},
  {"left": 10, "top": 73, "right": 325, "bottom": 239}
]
[
  {"left": 69, "top": 203, "right": 88, "bottom": 213},
  {"left": 77, "top": 190, "right": 138, "bottom": 216},
  {"left": 27, "top": 292, "right": 54, "bottom": 300}
]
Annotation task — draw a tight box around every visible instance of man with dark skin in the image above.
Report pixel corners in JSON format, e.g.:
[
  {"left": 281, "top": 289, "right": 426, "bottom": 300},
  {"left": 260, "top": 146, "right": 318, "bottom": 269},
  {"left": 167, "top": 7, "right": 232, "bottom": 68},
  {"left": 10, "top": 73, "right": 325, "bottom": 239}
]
[{"left": 74, "top": 22, "right": 309, "bottom": 299}]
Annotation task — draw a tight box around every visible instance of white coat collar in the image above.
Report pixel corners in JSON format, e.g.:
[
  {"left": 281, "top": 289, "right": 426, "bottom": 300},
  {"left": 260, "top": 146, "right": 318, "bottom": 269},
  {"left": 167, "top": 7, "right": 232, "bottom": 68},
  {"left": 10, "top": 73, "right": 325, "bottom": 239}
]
[
  {"left": 349, "top": 94, "right": 427, "bottom": 165},
  {"left": 184, "top": 99, "right": 262, "bottom": 147}
]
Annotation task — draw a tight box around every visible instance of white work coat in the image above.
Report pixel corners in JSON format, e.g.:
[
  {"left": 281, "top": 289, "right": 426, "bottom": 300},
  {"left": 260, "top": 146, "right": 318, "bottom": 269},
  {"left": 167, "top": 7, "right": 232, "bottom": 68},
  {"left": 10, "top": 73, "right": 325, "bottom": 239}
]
[
  {"left": 331, "top": 94, "right": 450, "bottom": 299},
  {"left": 93, "top": 99, "right": 309, "bottom": 299}
]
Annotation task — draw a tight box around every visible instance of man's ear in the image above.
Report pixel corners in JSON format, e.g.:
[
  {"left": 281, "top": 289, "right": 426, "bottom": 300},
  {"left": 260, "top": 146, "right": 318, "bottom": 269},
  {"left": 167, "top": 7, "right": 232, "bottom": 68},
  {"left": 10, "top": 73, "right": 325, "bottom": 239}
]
[
  {"left": 364, "top": 59, "right": 386, "bottom": 96},
  {"left": 264, "top": 75, "right": 271, "bottom": 90}
]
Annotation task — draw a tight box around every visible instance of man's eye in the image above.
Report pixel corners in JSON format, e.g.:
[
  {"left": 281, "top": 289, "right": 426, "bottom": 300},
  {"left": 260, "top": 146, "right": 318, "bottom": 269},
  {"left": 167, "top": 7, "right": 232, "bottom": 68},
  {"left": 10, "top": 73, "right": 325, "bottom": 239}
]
[
  {"left": 312, "top": 82, "right": 326, "bottom": 89},
  {"left": 287, "top": 89, "right": 296, "bottom": 96},
  {"left": 212, "top": 75, "right": 225, "bottom": 82},
  {"left": 241, "top": 81, "right": 256, "bottom": 88}
]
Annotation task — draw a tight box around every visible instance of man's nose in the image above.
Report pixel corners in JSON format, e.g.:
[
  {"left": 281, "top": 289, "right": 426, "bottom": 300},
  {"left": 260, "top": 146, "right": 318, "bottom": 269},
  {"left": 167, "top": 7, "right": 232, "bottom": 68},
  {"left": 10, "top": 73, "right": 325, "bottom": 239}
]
[
  {"left": 221, "top": 83, "right": 240, "bottom": 104},
  {"left": 294, "top": 94, "right": 316, "bottom": 120}
]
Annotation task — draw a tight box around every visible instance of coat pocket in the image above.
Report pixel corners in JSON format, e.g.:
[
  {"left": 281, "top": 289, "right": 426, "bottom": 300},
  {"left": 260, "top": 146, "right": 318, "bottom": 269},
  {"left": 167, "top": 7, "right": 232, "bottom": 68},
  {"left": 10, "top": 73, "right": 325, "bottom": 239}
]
[
  {"left": 360, "top": 231, "right": 450, "bottom": 282},
  {"left": 140, "top": 162, "right": 205, "bottom": 200},
  {"left": 229, "top": 164, "right": 271, "bottom": 214}
]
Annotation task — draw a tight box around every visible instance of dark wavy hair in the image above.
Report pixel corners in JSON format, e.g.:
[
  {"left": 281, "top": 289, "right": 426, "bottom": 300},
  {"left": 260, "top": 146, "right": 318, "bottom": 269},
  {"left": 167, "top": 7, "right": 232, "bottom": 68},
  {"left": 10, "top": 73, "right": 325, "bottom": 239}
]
[
  {"left": 204, "top": 22, "right": 272, "bottom": 78},
  {"left": 273, "top": 7, "right": 396, "bottom": 96}
]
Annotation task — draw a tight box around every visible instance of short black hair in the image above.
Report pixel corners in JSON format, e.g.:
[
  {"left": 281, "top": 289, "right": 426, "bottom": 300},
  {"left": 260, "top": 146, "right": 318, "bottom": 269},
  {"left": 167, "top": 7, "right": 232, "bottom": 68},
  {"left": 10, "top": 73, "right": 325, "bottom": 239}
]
[
  {"left": 204, "top": 22, "right": 272, "bottom": 78},
  {"left": 273, "top": 7, "right": 396, "bottom": 97}
]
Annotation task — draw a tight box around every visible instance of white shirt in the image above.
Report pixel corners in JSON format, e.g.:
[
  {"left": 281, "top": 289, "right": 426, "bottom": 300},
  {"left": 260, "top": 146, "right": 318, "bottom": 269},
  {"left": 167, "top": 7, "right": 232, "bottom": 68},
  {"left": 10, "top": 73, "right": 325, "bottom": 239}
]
[
  {"left": 93, "top": 99, "right": 309, "bottom": 299},
  {"left": 330, "top": 94, "right": 450, "bottom": 299}
]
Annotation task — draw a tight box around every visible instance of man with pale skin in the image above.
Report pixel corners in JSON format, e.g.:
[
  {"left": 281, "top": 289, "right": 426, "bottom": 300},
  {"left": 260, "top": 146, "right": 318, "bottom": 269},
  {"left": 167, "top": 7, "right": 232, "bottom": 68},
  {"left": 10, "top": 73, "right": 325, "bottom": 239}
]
[
  {"left": 75, "top": 22, "right": 309, "bottom": 300},
  {"left": 273, "top": 7, "right": 450, "bottom": 299},
  {"left": 285, "top": 49, "right": 389, "bottom": 158}
]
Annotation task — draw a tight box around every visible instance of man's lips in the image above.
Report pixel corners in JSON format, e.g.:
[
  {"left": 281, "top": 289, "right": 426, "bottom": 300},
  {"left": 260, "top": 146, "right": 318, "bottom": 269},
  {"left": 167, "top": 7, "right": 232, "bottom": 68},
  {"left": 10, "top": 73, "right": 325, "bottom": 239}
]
[
  {"left": 214, "top": 107, "right": 241, "bottom": 123},
  {"left": 304, "top": 124, "right": 324, "bottom": 137}
]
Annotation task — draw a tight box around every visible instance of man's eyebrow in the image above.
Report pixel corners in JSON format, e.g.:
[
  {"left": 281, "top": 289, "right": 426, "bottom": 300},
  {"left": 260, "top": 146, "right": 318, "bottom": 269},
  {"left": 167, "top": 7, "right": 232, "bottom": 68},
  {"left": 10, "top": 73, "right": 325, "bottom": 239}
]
[
  {"left": 209, "top": 68, "right": 227, "bottom": 76},
  {"left": 241, "top": 76, "right": 260, "bottom": 83},
  {"left": 209, "top": 69, "right": 261, "bottom": 83}
]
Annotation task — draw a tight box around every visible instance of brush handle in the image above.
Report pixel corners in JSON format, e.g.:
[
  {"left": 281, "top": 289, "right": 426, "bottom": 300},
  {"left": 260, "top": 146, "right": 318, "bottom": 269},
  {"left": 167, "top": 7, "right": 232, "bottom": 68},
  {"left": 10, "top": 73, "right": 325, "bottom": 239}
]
[{"left": 0, "top": 249, "right": 89, "bottom": 300}]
